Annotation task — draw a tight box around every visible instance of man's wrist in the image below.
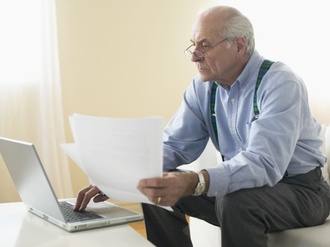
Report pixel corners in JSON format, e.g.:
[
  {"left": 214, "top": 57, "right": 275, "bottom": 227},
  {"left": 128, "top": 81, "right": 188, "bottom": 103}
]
[
  {"left": 192, "top": 170, "right": 209, "bottom": 196},
  {"left": 201, "top": 170, "right": 209, "bottom": 193}
]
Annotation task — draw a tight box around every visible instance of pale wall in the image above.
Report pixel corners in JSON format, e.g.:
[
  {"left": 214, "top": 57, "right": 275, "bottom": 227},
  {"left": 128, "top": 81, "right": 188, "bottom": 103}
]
[{"left": 55, "top": 0, "right": 219, "bottom": 195}]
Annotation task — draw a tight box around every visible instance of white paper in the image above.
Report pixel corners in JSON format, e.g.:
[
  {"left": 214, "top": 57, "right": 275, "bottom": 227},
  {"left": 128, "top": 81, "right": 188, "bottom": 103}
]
[
  {"left": 62, "top": 113, "right": 164, "bottom": 204},
  {"left": 60, "top": 143, "right": 85, "bottom": 172}
]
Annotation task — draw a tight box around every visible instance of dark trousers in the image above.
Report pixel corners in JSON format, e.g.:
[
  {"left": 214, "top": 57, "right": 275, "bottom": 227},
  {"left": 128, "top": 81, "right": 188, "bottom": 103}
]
[{"left": 142, "top": 167, "right": 330, "bottom": 247}]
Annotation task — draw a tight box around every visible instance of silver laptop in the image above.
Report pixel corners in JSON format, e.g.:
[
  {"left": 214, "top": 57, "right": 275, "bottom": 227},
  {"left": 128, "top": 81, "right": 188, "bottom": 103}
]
[{"left": 0, "top": 136, "right": 143, "bottom": 232}]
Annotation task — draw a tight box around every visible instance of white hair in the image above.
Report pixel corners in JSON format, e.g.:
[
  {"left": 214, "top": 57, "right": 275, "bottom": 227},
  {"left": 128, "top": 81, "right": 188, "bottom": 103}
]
[{"left": 198, "top": 6, "right": 255, "bottom": 55}]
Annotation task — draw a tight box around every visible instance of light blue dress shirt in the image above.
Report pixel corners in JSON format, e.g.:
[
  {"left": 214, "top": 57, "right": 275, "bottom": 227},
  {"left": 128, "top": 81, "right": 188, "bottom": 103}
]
[{"left": 163, "top": 51, "right": 326, "bottom": 198}]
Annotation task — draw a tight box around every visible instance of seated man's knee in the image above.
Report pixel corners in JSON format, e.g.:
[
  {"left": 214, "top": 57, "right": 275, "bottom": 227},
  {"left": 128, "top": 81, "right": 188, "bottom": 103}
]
[{"left": 215, "top": 189, "right": 258, "bottom": 222}]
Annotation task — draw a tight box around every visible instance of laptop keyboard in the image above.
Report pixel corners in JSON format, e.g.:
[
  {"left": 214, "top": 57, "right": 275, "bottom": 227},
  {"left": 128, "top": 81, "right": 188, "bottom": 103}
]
[{"left": 59, "top": 201, "right": 103, "bottom": 223}]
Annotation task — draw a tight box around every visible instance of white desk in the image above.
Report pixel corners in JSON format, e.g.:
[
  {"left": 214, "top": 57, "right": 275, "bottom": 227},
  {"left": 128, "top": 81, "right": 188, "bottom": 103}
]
[{"left": 0, "top": 202, "right": 154, "bottom": 247}]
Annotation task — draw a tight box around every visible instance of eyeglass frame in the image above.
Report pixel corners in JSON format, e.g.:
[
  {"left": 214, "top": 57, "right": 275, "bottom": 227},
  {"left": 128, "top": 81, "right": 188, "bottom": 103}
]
[{"left": 184, "top": 38, "right": 228, "bottom": 58}]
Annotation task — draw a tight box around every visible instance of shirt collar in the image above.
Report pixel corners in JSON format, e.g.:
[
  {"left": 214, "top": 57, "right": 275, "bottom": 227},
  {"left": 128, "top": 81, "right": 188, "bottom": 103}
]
[
  {"left": 234, "top": 50, "right": 264, "bottom": 90},
  {"left": 214, "top": 50, "right": 264, "bottom": 91}
]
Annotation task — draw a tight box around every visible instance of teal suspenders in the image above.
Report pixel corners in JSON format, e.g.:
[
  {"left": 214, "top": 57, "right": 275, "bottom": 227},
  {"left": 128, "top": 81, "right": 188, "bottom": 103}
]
[
  {"left": 210, "top": 60, "right": 274, "bottom": 147},
  {"left": 209, "top": 59, "right": 288, "bottom": 176},
  {"left": 253, "top": 59, "right": 274, "bottom": 119},
  {"left": 210, "top": 82, "right": 219, "bottom": 145}
]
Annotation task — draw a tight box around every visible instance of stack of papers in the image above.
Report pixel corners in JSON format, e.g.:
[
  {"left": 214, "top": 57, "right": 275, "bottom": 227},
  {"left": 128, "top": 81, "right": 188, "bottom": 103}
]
[{"left": 61, "top": 113, "right": 164, "bottom": 203}]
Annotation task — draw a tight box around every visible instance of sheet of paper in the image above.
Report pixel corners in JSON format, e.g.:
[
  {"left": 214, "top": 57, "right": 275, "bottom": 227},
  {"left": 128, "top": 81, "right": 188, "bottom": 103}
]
[
  {"left": 60, "top": 143, "right": 84, "bottom": 172},
  {"left": 62, "top": 113, "right": 163, "bottom": 204}
]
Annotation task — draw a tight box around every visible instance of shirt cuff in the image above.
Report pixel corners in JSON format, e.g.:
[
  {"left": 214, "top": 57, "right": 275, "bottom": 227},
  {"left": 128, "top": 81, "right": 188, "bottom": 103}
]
[{"left": 205, "top": 165, "right": 230, "bottom": 197}]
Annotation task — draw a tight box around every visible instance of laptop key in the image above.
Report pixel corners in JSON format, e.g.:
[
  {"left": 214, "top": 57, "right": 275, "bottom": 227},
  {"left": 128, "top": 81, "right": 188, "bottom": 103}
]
[{"left": 59, "top": 201, "right": 103, "bottom": 223}]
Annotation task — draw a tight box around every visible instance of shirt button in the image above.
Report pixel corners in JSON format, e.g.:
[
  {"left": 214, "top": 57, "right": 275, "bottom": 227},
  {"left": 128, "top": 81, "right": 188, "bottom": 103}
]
[{"left": 231, "top": 98, "right": 235, "bottom": 103}]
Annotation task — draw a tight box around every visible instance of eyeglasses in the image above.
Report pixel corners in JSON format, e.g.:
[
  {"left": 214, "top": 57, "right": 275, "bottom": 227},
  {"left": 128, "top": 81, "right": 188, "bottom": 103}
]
[{"left": 184, "top": 38, "right": 228, "bottom": 58}]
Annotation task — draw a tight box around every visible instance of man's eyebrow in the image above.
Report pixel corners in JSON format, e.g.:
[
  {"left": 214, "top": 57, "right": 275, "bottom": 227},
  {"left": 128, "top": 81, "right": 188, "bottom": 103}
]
[{"left": 190, "top": 38, "right": 208, "bottom": 44}]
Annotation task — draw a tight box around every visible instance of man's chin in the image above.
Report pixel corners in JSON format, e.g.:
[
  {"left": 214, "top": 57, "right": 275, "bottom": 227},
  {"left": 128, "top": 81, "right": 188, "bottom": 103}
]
[{"left": 199, "top": 74, "right": 212, "bottom": 82}]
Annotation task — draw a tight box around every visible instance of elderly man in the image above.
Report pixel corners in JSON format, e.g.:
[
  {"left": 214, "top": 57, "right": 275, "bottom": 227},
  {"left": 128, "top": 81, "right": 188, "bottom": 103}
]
[{"left": 75, "top": 5, "right": 330, "bottom": 247}]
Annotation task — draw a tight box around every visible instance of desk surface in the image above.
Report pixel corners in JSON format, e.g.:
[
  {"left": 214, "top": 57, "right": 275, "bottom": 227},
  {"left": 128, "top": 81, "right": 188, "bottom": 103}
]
[{"left": 0, "top": 202, "right": 153, "bottom": 247}]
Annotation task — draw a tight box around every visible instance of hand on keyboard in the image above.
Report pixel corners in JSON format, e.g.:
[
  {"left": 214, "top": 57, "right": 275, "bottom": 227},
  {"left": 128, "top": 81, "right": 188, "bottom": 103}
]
[{"left": 74, "top": 184, "right": 109, "bottom": 212}]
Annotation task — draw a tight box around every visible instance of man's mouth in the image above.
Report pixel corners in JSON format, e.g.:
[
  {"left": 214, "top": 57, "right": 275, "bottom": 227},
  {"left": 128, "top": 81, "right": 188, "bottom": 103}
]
[{"left": 198, "top": 67, "right": 208, "bottom": 72}]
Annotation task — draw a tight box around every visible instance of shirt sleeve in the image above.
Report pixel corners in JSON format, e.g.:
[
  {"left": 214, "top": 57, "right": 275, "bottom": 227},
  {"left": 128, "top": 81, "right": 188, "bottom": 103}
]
[{"left": 162, "top": 81, "right": 211, "bottom": 171}]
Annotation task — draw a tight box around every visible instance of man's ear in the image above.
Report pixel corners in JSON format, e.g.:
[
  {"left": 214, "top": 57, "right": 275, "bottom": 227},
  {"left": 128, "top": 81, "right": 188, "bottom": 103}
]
[{"left": 235, "top": 37, "right": 246, "bottom": 55}]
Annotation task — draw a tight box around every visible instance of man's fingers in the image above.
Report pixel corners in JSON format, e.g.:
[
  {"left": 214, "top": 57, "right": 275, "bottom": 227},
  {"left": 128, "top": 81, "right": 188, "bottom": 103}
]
[
  {"left": 74, "top": 185, "right": 92, "bottom": 211},
  {"left": 93, "top": 194, "right": 109, "bottom": 203},
  {"left": 137, "top": 172, "right": 187, "bottom": 206},
  {"left": 74, "top": 185, "right": 101, "bottom": 211}
]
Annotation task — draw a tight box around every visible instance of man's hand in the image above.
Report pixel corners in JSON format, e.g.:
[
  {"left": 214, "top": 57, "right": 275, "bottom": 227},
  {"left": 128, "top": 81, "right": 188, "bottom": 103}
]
[
  {"left": 74, "top": 184, "right": 109, "bottom": 211},
  {"left": 137, "top": 172, "right": 198, "bottom": 206}
]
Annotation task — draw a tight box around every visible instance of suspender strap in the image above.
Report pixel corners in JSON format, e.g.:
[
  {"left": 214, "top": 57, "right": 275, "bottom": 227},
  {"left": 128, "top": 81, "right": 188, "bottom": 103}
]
[
  {"left": 210, "top": 59, "right": 274, "bottom": 146},
  {"left": 210, "top": 82, "right": 219, "bottom": 145},
  {"left": 253, "top": 59, "right": 274, "bottom": 118}
]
